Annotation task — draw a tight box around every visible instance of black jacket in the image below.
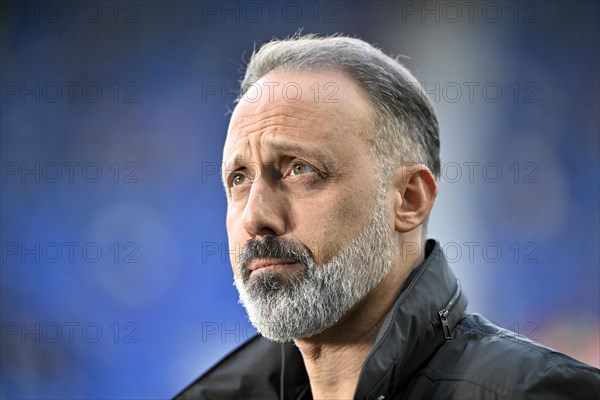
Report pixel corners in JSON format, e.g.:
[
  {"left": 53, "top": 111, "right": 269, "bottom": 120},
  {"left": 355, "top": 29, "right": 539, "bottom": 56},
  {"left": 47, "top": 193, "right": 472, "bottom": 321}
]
[{"left": 177, "top": 240, "right": 600, "bottom": 399}]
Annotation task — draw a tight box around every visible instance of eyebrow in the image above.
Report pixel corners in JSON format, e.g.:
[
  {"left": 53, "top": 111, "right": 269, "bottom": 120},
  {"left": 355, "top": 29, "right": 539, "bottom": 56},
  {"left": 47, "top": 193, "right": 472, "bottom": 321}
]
[{"left": 221, "top": 141, "right": 338, "bottom": 185}]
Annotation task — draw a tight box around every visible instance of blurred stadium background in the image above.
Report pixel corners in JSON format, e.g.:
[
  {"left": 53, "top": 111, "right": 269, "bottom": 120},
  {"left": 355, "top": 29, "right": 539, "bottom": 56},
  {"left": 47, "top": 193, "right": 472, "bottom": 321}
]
[{"left": 1, "top": 1, "right": 598, "bottom": 398}]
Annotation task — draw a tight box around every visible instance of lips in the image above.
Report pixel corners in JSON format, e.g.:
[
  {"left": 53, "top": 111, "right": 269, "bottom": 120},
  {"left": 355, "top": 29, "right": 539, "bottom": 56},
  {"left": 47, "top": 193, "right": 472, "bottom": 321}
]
[{"left": 250, "top": 259, "right": 297, "bottom": 272}]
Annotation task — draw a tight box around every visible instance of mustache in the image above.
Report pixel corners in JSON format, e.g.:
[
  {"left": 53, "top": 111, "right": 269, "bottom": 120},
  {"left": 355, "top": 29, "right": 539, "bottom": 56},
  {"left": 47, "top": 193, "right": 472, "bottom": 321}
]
[{"left": 238, "top": 236, "right": 314, "bottom": 281}]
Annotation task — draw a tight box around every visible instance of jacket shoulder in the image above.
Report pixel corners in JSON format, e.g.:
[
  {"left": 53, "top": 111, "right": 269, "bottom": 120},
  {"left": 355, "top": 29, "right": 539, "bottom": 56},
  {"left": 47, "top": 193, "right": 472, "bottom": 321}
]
[
  {"left": 174, "top": 335, "right": 309, "bottom": 400},
  {"left": 174, "top": 335, "right": 278, "bottom": 399},
  {"left": 408, "top": 313, "right": 600, "bottom": 399}
]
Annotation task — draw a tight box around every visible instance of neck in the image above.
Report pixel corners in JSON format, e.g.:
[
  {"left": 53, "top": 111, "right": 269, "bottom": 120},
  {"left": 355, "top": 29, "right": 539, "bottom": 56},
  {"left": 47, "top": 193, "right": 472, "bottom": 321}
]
[{"left": 294, "top": 249, "right": 420, "bottom": 400}]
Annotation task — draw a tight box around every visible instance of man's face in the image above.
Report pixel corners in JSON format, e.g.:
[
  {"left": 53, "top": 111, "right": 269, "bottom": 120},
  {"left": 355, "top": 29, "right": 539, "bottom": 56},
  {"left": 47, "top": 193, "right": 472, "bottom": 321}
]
[{"left": 222, "top": 70, "right": 396, "bottom": 341}]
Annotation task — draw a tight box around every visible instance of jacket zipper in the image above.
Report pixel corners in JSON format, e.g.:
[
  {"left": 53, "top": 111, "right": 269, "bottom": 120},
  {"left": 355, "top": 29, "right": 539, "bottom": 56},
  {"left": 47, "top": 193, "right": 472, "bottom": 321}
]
[{"left": 438, "top": 281, "right": 461, "bottom": 340}]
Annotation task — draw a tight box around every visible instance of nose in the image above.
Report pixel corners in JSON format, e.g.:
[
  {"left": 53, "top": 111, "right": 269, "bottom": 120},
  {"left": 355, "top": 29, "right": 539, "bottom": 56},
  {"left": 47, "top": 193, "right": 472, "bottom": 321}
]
[{"left": 242, "top": 178, "right": 286, "bottom": 237}]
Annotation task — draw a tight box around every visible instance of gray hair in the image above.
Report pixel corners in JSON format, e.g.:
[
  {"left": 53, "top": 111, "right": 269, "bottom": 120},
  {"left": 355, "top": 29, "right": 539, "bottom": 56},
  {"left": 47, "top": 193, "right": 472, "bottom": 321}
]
[{"left": 237, "top": 33, "right": 440, "bottom": 181}]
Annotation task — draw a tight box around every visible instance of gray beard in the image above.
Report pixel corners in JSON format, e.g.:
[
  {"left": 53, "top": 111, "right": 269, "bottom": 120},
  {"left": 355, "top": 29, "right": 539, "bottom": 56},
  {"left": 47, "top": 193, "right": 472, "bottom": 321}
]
[{"left": 233, "top": 189, "right": 395, "bottom": 342}]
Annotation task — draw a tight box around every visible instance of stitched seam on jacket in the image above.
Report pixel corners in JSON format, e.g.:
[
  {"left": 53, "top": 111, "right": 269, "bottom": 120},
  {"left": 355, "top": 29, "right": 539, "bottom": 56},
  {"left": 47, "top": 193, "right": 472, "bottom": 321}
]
[{"left": 416, "top": 368, "right": 509, "bottom": 399}]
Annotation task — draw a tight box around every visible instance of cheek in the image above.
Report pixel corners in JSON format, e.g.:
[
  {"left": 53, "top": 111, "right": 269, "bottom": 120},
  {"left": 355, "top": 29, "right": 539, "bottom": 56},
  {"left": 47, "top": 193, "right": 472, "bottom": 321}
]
[
  {"left": 308, "top": 237, "right": 344, "bottom": 266},
  {"left": 297, "top": 188, "right": 374, "bottom": 265},
  {"left": 225, "top": 211, "right": 243, "bottom": 277},
  {"left": 227, "top": 235, "right": 245, "bottom": 278},
  {"left": 227, "top": 239, "right": 239, "bottom": 278}
]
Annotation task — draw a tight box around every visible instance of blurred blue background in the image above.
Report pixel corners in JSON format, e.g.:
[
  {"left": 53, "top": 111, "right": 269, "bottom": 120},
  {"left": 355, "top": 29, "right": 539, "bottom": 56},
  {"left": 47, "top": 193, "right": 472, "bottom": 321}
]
[{"left": 1, "top": 1, "right": 598, "bottom": 398}]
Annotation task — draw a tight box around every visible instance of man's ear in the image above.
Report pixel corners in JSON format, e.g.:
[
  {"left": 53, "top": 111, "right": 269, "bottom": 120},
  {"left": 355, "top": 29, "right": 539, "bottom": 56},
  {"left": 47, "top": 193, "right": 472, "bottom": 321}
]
[{"left": 390, "top": 164, "right": 438, "bottom": 233}]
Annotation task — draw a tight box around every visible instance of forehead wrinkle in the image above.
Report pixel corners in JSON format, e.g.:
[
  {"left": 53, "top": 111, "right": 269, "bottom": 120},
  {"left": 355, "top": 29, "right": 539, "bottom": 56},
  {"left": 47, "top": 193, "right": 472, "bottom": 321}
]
[
  {"left": 234, "top": 113, "right": 307, "bottom": 143},
  {"left": 224, "top": 128, "right": 326, "bottom": 171},
  {"left": 231, "top": 101, "right": 337, "bottom": 139},
  {"left": 226, "top": 105, "right": 342, "bottom": 163},
  {"left": 224, "top": 116, "right": 365, "bottom": 168}
]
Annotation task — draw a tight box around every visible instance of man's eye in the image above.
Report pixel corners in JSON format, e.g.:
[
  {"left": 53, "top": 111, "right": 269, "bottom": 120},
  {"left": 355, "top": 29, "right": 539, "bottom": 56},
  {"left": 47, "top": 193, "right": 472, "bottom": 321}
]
[
  {"left": 231, "top": 173, "right": 246, "bottom": 186},
  {"left": 290, "top": 163, "right": 314, "bottom": 176}
]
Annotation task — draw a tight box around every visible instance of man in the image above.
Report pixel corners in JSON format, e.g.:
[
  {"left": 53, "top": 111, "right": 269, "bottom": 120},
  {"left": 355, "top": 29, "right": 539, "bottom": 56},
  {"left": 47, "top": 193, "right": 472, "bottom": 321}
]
[{"left": 177, "top": 34, "right": 600, "bottom": 399}]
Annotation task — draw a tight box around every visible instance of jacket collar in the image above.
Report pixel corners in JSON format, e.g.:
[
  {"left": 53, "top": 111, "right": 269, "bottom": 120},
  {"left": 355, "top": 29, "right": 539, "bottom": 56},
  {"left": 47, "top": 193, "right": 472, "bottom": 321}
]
[{"left": 353, "top": 239, "right": 467, "bottom": 399}]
